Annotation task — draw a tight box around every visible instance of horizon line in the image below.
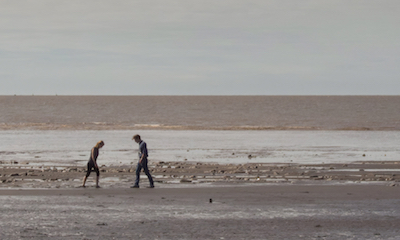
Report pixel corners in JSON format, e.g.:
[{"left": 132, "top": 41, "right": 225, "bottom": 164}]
[{"left": 1, "top": 94, "right": 400, "bottom": 97}]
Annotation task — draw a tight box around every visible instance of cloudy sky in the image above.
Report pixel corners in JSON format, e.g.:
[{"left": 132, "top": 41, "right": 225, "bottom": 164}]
[{"left": 0, "top": 0, "right": 399, "bottom": 95}]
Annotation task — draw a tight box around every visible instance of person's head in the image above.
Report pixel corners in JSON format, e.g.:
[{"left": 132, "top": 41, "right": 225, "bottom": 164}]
[
  {"left": 95, "top": 140, "right": 105, "bottom": 148},
  {"left": 132, "top": 134, "right": 141, "bottom": 143}
]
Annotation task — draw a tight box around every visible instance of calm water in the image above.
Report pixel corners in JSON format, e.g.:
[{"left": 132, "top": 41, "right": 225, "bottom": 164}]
[
  {"left": 0, "top": 130, "right": 399, "bottom": 166},
  {"left": 1, "top": 96, "right": 399, "bottom": 166},
  {"left": 1, "top": 95, "right": 399, "bottom": 130}
]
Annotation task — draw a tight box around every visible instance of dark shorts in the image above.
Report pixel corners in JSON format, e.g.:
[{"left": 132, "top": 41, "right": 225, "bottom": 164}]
[{"left": 86, "top": 160, "right": 99, "bottom": 177}]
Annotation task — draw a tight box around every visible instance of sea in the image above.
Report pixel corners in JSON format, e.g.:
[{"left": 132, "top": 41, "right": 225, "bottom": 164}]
[{"left": 0, "top": 96, "right": 399, "bottom": 167}]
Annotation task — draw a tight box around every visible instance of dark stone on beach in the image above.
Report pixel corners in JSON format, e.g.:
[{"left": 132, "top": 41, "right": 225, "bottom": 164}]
[
  {"left": 6, "top": 178, "right": 15, "bottom": 183},
  {"left": 180, "top": 178, "right": 192, "bottom": 183},
  {"left": 310, "top": 175, "right": 323, "bottom": 180}
]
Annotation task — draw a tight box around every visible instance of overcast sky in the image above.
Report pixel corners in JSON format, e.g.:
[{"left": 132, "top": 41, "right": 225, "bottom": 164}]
[{"left": 0, "top": 0, "right": 399, "bottom": 95}]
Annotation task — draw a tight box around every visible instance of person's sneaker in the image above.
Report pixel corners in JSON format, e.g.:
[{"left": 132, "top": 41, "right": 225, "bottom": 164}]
[
  {"left": 147, "top": 186, "right": 154, "bottom": 188},
  {"left": 130, "top": 185, "right": 139, "bottom": 188}
]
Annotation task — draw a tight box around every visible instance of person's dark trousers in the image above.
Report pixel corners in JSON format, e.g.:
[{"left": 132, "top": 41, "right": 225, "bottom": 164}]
[{"left": 134, "top": 159, "right": 154, "bottom": 187}]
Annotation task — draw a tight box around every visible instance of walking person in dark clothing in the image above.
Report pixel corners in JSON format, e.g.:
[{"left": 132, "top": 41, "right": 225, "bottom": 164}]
[
  {"left": 131, "top": 134, "right": 154, "bottom": 188},
  {"left": 82, "top": 140, "right": 104, "bottom": 188}
]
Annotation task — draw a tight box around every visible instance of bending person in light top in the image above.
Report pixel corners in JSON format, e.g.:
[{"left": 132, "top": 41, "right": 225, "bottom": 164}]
[{"left": 82, "top": 140, "right": 104, "bottom": 188}]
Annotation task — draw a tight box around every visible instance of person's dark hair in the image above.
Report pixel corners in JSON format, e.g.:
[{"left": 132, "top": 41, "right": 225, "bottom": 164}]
[{"left": 132, "top": 134, "right": 141, "bottom": 140}]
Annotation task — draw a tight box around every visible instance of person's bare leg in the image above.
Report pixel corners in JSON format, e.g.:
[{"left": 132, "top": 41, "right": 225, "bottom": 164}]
[
  {"left": 82, "top": 176, "right": 87, "bottom": 187},
  {"left": 96, "top": 176, "right": 100, "bottom": 188}
]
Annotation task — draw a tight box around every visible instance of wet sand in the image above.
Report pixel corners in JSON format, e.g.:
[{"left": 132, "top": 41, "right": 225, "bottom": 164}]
[
  {"left": 1, "top": 185, "right": 400, "bottom": 239},
  {"left": 1, "top": 160, "right": 400, "bottom": 188},
  {"left": 1, "top": 161, "right": 400, "bottom": 239}
]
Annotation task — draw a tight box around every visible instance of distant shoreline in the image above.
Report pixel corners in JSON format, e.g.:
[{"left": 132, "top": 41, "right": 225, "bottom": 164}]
[{"left": 0, "top": 124, "right": 396, "bottom": 131}]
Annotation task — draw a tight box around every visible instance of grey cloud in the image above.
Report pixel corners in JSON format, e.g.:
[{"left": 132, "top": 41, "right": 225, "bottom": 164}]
[{"left": 0, "top": 0, "right": 399, "bottom": 95}]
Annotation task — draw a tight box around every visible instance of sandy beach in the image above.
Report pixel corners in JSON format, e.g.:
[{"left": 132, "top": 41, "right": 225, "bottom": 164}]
[
  {"left": 1, "top": 184, "right": 399, "bottom": 239},
  {"left": 1, "top": 129, "right": 399, "bottom": 239},
  {"left": 1, "top": 161, "right": 400, "bottom": 239}
]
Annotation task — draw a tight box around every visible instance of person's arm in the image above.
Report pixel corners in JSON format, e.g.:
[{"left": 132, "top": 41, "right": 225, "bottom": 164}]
[
  {"left": 139, "top": 142, "right": 147, "bottom": 164},
  {"left": 92, "top": 148, "right": 99, "bottom": 169}
]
